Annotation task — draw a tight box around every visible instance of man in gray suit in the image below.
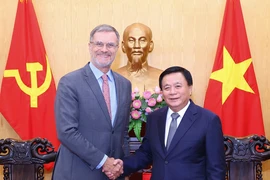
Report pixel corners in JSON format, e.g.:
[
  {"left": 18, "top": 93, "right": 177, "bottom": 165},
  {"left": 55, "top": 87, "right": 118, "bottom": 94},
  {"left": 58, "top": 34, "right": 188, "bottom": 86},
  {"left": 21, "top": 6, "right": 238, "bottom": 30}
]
[{"left": 52, "top": 24, "right": 131, "bottom": 180}]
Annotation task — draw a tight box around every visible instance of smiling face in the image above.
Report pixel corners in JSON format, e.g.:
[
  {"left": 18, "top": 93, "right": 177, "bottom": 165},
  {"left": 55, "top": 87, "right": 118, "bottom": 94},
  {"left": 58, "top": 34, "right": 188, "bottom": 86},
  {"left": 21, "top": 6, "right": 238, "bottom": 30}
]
[
  {"left": 89, "top": 31, "right": 119, "bottom": 73},
  {"left": 122, "top": 23, "right": 154, "bottom": 66},
  {"left": 161, "top": 72, "right": 192, "bottom": 112}
]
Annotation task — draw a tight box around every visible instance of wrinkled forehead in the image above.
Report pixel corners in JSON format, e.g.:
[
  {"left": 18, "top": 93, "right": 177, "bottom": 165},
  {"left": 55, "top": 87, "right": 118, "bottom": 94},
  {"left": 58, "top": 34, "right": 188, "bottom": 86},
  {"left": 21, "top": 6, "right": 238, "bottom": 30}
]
[
  {"left": 162, "top": 72, "right": 190, "bottom": 86},
  {"left": 92, "top": 31, "right": 118, "bottom": 42}
]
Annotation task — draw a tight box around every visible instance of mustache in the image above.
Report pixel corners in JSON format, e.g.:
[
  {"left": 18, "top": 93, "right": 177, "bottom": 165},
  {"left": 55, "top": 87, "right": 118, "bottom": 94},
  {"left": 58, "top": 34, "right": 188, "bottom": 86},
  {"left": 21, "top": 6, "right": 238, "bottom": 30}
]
[
  {"left": 96, "top": 52, "right": 112, "bottom": 56},
  {"left": 131, "top": 51, "right": 143, "bottom": 54}
]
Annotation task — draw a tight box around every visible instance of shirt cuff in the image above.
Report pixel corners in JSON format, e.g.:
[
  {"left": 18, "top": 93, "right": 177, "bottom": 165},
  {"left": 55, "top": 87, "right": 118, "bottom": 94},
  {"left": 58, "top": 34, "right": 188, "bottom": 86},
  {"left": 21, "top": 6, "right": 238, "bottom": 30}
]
[{"left": 96, "top": 154, "right": 108, "bottom": 169}]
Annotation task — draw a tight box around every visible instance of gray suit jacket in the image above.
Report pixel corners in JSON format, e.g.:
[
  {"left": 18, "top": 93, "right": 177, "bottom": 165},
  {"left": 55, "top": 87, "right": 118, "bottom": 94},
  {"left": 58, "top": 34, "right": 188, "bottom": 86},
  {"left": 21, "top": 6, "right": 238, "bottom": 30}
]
[{"left": 52, "top": 63, "right": 131, "bottom": 180}]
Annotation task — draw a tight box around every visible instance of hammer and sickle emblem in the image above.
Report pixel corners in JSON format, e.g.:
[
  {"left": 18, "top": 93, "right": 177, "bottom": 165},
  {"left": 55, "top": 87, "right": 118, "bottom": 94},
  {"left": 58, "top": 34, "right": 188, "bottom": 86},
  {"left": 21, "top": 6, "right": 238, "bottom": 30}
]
[{"left": 4, "top": 55, "right": 52, "bottom": 108}]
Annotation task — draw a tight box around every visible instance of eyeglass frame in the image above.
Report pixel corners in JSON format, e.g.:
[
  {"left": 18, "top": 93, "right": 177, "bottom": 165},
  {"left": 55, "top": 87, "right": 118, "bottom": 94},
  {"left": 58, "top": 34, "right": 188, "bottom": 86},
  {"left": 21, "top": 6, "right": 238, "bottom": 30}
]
[{"left": 90, "top": 41, "right": 119, "bottom": 50}]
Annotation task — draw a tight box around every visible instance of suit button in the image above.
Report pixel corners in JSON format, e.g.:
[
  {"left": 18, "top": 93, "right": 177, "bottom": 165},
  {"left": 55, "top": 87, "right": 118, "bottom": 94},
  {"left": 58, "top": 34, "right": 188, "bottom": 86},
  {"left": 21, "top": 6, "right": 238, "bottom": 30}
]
[{"left": 165, "top": 161, "right": 168, "bottom": 164}]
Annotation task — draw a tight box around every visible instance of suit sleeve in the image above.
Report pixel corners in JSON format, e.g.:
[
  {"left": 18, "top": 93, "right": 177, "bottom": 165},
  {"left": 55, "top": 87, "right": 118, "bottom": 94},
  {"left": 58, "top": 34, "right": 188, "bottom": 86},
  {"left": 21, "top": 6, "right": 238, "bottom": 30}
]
[{"left": 205, "top": 115, "right": 226, "bottom": 179}]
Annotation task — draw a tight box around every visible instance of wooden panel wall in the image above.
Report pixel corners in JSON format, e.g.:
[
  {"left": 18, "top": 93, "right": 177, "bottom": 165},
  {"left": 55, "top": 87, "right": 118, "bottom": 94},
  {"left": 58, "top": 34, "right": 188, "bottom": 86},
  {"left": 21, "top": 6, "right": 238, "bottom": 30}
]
[{"left": 1, "top": 0, "right": 270, "bottom": 179}]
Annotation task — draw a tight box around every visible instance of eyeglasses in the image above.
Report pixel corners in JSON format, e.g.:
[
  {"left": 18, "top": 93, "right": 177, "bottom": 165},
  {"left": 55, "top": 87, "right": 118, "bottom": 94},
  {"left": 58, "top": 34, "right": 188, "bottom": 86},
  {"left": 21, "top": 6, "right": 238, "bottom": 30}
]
[{"left": 90, "top": 41, "right": 118, "bottom": 50}]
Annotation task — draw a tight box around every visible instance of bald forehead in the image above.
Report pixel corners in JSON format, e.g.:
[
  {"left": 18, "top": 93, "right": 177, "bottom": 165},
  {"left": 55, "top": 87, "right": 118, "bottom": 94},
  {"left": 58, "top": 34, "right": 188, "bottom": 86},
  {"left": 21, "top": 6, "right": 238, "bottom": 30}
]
[{"left": 123, "top": 23, "right": 152, "bottom": 39}]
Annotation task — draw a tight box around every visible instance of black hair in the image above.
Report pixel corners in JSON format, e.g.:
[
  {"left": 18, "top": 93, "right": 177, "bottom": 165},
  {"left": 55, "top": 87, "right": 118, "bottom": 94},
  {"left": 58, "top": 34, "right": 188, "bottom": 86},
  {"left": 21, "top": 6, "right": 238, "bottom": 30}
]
[{"left": 159, "top": 66, "right": 193, "bottom": 90}]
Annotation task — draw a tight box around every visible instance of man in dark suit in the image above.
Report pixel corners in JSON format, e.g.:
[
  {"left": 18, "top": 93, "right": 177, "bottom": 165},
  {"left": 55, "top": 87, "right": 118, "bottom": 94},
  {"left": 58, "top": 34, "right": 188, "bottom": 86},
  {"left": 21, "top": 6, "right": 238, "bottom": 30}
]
[
  {"left": 111, "top": 66, "right": 226, "bottom": 180},
  {"left": 52, "top": 24, "right": 131, "bottom": 180}
]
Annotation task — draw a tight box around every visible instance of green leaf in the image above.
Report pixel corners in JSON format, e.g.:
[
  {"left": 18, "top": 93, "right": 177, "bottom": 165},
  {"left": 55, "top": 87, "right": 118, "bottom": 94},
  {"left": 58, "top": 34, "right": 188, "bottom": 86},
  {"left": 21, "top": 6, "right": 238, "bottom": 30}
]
[
  {"left": 134, "top": 120, "right": 142, "bottom": 142},
  {"left": 135, "top": 93, "right": 140, "bottom": 98},
  {"left": 141, "top": 99, "right": 148, "bottom": 109},
  {"left": 128, "top": 120, "right": 135, "bottom": 132},
  {"left": 141, "top": 113, "right": 147, "bottom": 123},
  {"left": 161, "top": 101, "right": 167, "bottom": 107},
  {"left": 151, "top": 93, "right": 159, "bottom": 98}
]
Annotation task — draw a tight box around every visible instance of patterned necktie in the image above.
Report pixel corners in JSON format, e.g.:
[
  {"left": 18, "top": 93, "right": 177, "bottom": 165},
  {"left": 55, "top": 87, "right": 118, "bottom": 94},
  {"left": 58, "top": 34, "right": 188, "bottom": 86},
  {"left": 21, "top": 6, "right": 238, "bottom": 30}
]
[
  {"left": 102, "top": 74, "right": 111, "bottom": 119},
  {"left": 166, "top": 112, "right": 180, "bottom": 150}
]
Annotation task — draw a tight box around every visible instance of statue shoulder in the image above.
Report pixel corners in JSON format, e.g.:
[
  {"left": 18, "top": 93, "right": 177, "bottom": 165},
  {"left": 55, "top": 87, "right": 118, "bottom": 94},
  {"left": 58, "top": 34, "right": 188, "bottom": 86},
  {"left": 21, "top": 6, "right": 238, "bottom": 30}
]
[
  {"left": 114, "top": 66, "right": 128, "bottom": 75},
  {"left": 147, "top": 66, "right": 163, "bottom": 76}
]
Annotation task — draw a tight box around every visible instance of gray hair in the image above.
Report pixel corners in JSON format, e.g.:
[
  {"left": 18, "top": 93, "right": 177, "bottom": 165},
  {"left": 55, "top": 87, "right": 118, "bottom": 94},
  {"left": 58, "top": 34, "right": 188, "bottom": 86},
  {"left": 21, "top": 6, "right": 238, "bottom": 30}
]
[{"left": 90, "top": 24, "right": 120, "bottom": 43}]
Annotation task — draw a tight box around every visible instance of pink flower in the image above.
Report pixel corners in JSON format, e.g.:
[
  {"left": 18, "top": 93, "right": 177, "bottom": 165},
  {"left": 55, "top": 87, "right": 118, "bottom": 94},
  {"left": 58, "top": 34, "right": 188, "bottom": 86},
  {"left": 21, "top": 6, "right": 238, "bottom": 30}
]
[
  {"left": 133, "top": 87, "right": 139, "bottom": 93},
  {"left": 131, "top": 110, "right": 141, "bottom": 119},
  {"left": 132, "top": 100, "right": 142, "bottom": 109},
  {"left": 131, "top": 92, "right": 136, "bottom": 100},
  {"left": 145, "top": 107, "right": 152, "bottom": 113},
  {"left": 157, "top": 94, "right": 163, "bottom": 102},
  {"left": 143, "top": 91, "right": 152, "bottom": 99},
  {"left": 148, "top": 98, "right": 157, "bottom": 107},
  {"left": 154, "top": 86, "right": 161, "bottom": 94}
]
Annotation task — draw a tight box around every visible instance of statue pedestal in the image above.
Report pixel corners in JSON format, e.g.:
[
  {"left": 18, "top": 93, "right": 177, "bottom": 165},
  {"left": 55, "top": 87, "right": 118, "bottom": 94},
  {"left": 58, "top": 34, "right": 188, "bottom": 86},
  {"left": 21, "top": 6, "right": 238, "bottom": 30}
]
[{"left": 129, "top": 137, "right": 142, "bottom": 153}]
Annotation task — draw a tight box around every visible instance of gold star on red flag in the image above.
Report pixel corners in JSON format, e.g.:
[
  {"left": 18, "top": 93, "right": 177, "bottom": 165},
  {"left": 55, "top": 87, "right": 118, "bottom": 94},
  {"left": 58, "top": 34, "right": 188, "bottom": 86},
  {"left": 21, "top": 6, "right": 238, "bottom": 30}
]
[{"left": 210, "top": 46, "right": 254, "bottom": 104}]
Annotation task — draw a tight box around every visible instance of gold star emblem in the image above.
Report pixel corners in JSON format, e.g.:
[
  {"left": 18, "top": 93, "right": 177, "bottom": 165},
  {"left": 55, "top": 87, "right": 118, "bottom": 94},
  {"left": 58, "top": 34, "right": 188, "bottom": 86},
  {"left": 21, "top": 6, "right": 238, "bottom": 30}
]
[{"left": 210, "top": 46, "right": 254, "bottom": 104}]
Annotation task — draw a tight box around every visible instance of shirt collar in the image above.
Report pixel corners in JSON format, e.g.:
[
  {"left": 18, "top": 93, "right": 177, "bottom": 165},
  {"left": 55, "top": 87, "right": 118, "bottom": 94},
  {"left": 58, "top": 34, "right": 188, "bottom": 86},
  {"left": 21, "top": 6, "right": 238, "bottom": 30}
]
[
  {"left": 168, "top": 100, "right": 190, "bottom": 118},
  {"left": 89, "top": 62, "right": 113, "bottom": 81}
]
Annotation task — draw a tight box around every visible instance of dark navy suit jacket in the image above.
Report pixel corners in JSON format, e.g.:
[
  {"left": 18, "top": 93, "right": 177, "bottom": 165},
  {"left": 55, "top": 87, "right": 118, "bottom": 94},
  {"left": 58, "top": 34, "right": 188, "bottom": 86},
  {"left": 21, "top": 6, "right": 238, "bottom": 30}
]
[{"left": 123, "top": 100, "right": 226, "bottom": 180}]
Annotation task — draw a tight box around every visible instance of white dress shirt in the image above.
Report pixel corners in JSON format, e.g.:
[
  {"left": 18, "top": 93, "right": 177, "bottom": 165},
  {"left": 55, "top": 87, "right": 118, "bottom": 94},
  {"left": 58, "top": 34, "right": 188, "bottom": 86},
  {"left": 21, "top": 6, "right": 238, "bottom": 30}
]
[{"left": 164, "top": 100, "right": 190, "bottom": 146}]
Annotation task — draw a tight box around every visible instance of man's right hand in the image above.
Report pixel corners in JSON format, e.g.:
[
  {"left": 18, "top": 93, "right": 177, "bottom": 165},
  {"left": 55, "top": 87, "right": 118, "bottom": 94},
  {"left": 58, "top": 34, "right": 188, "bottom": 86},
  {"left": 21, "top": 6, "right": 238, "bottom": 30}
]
[{"left": 102, "top": 157, "right": 123, "bottom": 180}]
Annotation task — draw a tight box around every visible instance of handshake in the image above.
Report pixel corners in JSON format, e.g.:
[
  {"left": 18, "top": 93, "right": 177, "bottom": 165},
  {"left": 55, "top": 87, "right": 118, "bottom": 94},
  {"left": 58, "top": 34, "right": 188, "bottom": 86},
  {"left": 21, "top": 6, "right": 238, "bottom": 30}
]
[{"left": 102, "top": 157, "right": 125, "bottom": 180}]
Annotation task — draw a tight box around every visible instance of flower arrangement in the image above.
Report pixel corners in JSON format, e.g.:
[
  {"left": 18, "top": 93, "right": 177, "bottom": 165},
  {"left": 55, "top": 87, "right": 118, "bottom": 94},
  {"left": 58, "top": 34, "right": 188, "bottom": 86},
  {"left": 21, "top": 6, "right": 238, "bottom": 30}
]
[{"left": 129, "top": 87, "right": 167, "bottom": 142}]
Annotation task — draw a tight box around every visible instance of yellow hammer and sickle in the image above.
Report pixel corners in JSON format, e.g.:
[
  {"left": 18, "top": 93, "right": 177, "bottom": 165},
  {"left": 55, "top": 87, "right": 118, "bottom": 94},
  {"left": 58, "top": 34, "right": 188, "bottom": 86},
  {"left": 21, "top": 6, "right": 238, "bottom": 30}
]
[{"left": 4, "top": 55, "right": 52, "bottom": 108}]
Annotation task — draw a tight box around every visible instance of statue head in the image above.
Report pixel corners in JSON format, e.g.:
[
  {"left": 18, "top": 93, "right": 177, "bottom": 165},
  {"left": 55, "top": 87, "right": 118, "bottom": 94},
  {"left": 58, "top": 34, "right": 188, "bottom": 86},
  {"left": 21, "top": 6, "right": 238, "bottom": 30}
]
[{"left": 122, "top": 23, "right": 154, "bottom": 67}]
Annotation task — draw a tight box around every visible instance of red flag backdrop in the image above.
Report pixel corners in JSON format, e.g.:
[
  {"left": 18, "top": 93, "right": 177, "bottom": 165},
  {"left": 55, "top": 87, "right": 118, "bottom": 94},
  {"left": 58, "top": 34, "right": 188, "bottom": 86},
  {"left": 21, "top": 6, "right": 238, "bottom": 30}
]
[
  {"left": 0, "top": 0, "right": 59, "bottom": 169},
  {"left": 204, "top": 0, "right": 265, "bottom": 137}
]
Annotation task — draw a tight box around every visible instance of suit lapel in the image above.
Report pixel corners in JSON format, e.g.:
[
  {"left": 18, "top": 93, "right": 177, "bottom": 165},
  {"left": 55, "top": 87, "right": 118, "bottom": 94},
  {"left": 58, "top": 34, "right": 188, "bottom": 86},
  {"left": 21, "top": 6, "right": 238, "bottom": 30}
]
[
  {"left": 166, "top": 101, "right": 198, "bottom": 154},
  {"left": 157, "top": 107, "right": 168, "bottom": 155},
  {"left": 83, "top": 64, "right": 111, "bottom": 125},
  {"left": 112, "top": 72, "right": 122, "bottom": 127}
]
